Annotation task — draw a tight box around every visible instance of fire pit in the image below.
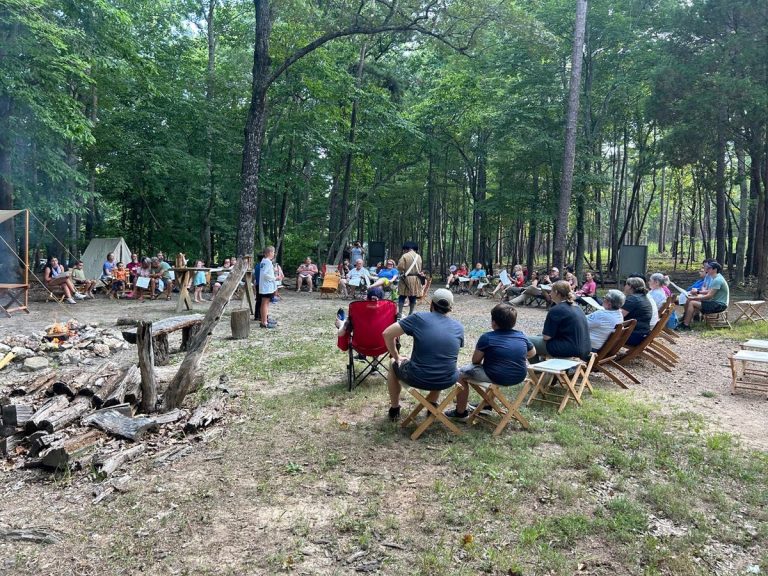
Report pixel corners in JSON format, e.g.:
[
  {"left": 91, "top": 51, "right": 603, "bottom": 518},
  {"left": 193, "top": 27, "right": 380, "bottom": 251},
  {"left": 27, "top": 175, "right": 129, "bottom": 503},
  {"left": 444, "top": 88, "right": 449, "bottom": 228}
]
[{"left": 42, "top": 320, "right": 80, "bottom": 343}]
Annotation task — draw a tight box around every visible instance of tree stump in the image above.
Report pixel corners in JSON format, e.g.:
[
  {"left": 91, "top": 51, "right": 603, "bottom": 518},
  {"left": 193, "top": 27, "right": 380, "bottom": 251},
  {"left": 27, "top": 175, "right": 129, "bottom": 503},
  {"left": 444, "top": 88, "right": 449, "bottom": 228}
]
[
  {"left": 230, "top": 309, "right": 250, "bottom": 340},
  {"left": 136, "top": 321, "right": 158, "bottom": 413},
  {"left": 153, "top": 334, "right": 170, "bottom": 366}
]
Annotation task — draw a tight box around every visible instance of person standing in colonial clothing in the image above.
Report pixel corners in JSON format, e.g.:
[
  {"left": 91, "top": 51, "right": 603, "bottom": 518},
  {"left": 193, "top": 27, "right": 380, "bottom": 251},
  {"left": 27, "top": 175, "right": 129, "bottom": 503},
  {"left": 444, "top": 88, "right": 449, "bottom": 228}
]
[{"left": 396, "top": 241, "right": 422, "bottom": 319}]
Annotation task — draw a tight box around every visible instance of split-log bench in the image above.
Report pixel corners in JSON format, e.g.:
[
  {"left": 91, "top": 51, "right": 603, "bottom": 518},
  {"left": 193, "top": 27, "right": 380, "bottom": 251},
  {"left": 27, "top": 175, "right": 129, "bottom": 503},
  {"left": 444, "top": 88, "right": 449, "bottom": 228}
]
[{"left": 121, "top": 314, "right": 204, "bottom": 366}]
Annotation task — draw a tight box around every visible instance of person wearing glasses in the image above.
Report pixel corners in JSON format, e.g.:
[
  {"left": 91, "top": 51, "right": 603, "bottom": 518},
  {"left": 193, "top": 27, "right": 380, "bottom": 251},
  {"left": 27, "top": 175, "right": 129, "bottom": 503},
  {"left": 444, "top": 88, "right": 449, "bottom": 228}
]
[{"left": 370, "top": 259, "right": 398, "bottom": 290}]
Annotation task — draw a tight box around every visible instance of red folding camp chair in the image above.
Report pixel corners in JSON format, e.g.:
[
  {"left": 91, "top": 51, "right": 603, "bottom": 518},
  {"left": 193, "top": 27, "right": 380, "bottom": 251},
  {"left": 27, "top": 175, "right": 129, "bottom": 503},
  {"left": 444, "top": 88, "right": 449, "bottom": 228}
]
[{"left": 337, "top": 299, "right": 397, "bottom": 391}]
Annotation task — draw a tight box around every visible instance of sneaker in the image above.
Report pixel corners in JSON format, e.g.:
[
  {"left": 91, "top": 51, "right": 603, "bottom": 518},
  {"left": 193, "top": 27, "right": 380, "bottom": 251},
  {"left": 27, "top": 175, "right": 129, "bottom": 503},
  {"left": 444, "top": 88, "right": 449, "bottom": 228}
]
[
  {"left": 468, "top": 403, "right": 493, "bottom": 416},
  {"left": 270, "top": 297, "right": 279, "bottom": 304},
  {"left": 74, "top": 292, "right": 86, "bottom": 299},
  {"left": 355, "top": 353, "right": 366, "bottom": 361},
  {"left": 337, "top": 308, "right": 345, "bottom": 322},
  {"left": 444, "top": 408, "right": 470, "bottom": 421},
  {"left": 388, "top": 406, "right": 401, "bottom": 421},
  {"left": 677, "top": 323, "right": 692, "bottom": 331},
  {"left": 260, "top": 323, "right": 277, "bottom": 329},
  {"left": 66, "top": 297, "right": 77, "bottom": 304}
]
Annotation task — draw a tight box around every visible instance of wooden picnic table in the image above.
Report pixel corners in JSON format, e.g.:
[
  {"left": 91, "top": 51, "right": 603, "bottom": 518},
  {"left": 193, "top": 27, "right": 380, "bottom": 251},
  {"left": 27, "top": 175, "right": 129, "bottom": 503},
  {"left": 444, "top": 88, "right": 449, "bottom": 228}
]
[{"left": 172, "top": 264, "right": 255, "bottom": 314}]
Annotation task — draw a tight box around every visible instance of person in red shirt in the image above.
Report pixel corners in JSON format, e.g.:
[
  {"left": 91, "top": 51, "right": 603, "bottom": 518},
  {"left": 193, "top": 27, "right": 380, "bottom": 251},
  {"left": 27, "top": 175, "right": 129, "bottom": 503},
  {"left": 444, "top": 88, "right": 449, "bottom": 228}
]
[{"left": 445, "top": 262, "right": 468, "bottom": 289}]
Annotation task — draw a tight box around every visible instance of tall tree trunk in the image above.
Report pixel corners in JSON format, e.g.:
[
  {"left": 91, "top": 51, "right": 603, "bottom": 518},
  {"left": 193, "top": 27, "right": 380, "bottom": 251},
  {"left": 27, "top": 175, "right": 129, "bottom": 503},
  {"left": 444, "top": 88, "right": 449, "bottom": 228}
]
[
  {"left": 200, "top": 0, "right": 217, "bottom": 264},
  {"left": 715, "top": 105, "right": 727, "bottom": 264},
  {"left": 552, "top": 0, "right": 588, "bottom": 271},
  {"left": 735, "top": 146, "right": 749, "bottom": 284},
  {"left": 236, "top": 0, "right": 272, "bottom": 257}
]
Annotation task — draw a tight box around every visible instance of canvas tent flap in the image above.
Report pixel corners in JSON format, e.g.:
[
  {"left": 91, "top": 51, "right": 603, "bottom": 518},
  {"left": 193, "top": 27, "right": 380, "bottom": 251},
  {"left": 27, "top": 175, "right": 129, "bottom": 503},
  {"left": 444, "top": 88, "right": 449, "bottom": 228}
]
[
  {"left": 0, "top": 210, "right": 23, "bottom": 225},
  {"left": 81, "top": 237, "right": 132, "bottom": 280}
]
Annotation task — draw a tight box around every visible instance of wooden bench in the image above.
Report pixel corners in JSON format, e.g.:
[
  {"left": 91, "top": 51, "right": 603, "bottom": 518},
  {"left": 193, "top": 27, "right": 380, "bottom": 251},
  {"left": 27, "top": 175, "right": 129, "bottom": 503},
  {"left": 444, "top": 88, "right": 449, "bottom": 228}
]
[
  {"left": 729, "top": 349, "right": 768, "bottom": 398},
  {"left": 121, "top": 314, "right": 204, "bottom": 366}
]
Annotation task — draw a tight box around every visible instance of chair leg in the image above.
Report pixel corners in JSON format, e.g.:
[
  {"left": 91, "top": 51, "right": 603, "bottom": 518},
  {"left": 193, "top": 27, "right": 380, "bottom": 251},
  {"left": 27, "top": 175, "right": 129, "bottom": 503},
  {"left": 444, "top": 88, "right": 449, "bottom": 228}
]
[{"left": 404, "top": 385, "right": 462, "bottom": 440}]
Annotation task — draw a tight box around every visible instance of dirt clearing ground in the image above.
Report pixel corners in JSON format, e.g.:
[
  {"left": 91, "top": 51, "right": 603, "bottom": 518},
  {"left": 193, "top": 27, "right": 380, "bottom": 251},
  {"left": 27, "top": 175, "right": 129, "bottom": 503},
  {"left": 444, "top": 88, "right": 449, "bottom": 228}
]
[{"left": 1, "top": 291, "right": 766, "bottom": 575}]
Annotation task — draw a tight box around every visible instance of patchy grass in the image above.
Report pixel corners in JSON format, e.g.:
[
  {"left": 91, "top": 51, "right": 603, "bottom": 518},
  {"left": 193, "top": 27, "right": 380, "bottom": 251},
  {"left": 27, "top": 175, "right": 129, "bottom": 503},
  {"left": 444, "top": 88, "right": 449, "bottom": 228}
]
[{"left": 1, "top": 297, "right": 766, "bottom": 576}]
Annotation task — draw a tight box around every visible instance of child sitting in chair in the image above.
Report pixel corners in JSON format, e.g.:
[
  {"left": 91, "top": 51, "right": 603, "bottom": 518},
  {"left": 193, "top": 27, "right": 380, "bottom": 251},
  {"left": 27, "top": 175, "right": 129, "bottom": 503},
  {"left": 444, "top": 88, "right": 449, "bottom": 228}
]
[
  {"left": 110, "top": 262, "right": 128, "bottom": 299},
  {"left": 445, "top": 303, "right": 536, "bottom": 420}
]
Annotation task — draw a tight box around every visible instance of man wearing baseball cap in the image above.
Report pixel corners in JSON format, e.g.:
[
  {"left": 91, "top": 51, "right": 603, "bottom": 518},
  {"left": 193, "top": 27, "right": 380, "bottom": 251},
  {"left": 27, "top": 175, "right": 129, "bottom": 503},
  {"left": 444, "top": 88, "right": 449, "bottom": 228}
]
[
  {"left": 382, "top": 288, "right": 464, "bottom": 421},
  {"left": 678, "top": 261, "right": 729, "bottom": 331}
]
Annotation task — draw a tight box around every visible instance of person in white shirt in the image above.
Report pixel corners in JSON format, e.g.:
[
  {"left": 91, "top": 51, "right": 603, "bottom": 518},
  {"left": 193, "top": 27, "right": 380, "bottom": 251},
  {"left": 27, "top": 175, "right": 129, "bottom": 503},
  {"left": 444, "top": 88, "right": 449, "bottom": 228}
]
[
  {"left": 340, "top": 258, "right": 373, "bottom": 297},
  {"left": 258, "top": 246, "right": 277, "bottom": 329},
  {"left": 586, "top": 289, "right": 625, "bottom": 351}
]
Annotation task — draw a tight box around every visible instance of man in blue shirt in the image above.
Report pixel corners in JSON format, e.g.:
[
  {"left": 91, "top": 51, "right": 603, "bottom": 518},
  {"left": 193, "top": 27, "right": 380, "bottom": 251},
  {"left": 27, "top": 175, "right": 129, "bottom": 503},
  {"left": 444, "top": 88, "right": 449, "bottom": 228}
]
[
  {"left": 446, "top": 303, "right": 536, "bottom": 420},
  {"left": 467, "top": 262, "right": 487, "bottom": 295},
  {"left": 383, "top": 288, "right": 464, "bottom": 420}
]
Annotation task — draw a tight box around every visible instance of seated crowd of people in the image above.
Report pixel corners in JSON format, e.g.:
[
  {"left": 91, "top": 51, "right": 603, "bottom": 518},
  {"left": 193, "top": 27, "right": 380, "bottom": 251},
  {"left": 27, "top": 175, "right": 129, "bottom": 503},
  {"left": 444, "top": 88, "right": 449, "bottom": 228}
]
[
  {"left": 339, "top": 259, "right": 731, "bottom": 423},
  {"left": 42, "top": 251, "right": 269, "bottom": 304}
]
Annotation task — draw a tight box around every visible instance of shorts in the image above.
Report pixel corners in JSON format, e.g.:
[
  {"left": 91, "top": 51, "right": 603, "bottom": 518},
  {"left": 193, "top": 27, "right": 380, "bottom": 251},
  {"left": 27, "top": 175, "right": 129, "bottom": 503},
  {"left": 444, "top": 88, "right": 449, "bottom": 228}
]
[
  {"left": 459, "top": 363, "right": 526, "bottom": 387},
  {"left": 700, "top": 301, "right": 727, "bottom": 314},
  {"left": 392, "top": 359, "right": 455, "bottom": 391},
  {"left": 259, "top": 292, "right": 275, "bottom": 299},
  {"left": 459, "top": 363, "right": 491, "bottom": 383}
]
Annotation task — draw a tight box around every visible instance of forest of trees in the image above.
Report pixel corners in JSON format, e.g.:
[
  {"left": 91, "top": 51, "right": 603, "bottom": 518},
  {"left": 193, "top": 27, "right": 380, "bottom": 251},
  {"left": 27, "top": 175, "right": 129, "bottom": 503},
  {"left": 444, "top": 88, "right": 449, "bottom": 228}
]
[{"left": 1, "top": 0, "right": 766, "bottom": 292}]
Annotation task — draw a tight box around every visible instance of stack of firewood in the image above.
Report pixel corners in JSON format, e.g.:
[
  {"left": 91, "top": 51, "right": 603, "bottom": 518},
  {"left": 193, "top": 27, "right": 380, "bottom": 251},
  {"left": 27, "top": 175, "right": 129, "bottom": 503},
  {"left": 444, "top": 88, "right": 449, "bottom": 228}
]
[{"left": 1, "top": 365, "right": 230, "bottom": 479}]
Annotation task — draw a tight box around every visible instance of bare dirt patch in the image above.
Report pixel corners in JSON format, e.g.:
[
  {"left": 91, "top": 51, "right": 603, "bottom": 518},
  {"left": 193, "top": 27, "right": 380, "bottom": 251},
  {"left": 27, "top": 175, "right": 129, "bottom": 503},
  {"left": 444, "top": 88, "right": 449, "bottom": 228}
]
[{"left": 0, "top": 290, "right": 765, "bottom": 575}]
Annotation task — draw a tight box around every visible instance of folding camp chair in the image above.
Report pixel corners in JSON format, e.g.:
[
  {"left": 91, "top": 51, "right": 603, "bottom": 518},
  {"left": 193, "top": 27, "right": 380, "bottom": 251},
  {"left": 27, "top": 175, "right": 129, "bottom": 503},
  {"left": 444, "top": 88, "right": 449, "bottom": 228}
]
[
  {"left": 617, "top": 307, "right": 676, "bottom": 374},
  {"left": 400, "top": 382, "right": 464, "bottom": 440},
  {"left": 591, "top": 319, "right": 638, "bottom": 388},
  {"left": 527, "top": 353, "right": 596, "bottom": 413},
  {"left": 337, "top": 299, "right": 397, "bottom": 391},
  {"left": 465, "top": 378, "right": 532, "bottom": 435},
  {"left": 658, "top": 295, "right": 680, "bottom": 344},
  {"left": 320, "top": 264, "right": 341, "bottom": 299}
]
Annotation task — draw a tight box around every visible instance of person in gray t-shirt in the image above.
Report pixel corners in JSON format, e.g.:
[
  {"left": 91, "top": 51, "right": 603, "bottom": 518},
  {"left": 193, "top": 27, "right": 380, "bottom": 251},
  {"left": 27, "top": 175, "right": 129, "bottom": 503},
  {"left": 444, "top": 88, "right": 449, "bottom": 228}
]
[{"left": 382, "top": 288, "right": 464, "bottom": 421}]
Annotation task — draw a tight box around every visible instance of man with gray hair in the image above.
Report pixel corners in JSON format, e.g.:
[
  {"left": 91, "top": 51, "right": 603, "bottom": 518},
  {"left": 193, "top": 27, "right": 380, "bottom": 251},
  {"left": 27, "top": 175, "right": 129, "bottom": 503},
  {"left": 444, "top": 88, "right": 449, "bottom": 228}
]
[{"left": 586, "top": 289, "right": 625, "bottom": 351}]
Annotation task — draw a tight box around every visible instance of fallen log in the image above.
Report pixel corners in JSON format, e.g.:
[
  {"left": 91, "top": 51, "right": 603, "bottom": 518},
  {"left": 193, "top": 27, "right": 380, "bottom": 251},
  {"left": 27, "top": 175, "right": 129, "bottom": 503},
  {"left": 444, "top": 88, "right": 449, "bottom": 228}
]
[
  {"left": 184, "top": 394, "right": 226, "bottom": 432},
  {"left": 27, "top": 430, "right": 66, "bottom": 457},
  {"left": 102, "top": 365, "right": 140, "bottom": 408},
  {"left": 89, "top": 403, "right": 132, "bottom": 419},
  {"left": 83, "top": 409, "right": 157, "bottom": 441},
  {"left": 39, "top": 396, "right": 91, "bottom": 433},
  {"left": 148, "top": 408, "right": 186, "bottom": 426},
  {"left": 94, "top": 444, "right": 146, "bottom": 476},
  {"left": 92, "top": 368, "right": 131, "bottom": 408},
  {"left": 37, "top": 430, "right": 106, "bottom": 470},
  {"left": 78, "top": 364, "right": 119, "bottom": 398},
  {"left": 10, "top": 372, "right": 57, "bottom": 397},
  {"left": 124, "top": 373, "right": 142, "bottom": 406},
  {"left": 0, "top": 432, "right": 26, "bottom": 456},
  {"left": 25, "top": 395, "right": 69, "bottom": 433},
  {"left": 0, "top": 528, "right": 61, "bottom": 544},
  {"left": 1, "top": 403, "right": 34, "bottom": 427}
]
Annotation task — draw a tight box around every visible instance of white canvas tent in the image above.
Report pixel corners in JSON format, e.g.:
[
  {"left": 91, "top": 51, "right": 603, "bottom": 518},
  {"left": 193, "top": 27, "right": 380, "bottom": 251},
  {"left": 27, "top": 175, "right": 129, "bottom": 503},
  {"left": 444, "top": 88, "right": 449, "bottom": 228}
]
[{"left": 81, "top": 237, "right": 132, "bottom": 281}]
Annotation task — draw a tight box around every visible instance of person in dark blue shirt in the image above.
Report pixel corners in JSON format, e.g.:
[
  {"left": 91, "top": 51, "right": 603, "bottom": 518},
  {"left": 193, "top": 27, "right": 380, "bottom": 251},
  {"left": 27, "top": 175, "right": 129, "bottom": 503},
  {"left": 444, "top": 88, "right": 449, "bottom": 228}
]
[
  {"left": 382, "top": 288, "right": 464, "bottom": 421},
  {"left": 446, "top": 303, "right": 536, "bottom": 420}
]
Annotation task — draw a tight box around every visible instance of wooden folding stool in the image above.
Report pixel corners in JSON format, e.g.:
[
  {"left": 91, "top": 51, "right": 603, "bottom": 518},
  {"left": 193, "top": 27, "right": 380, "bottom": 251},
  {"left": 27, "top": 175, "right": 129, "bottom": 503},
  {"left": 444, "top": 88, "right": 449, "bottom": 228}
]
[
  {"left": 400, "top": 382, "right": 463, "bottom": 440},
  {"left": 465, "top": 378, "right": 532, "bottom": 435},
  {"left": 527, "top": 354, "right": 596, "bottom": 414}
]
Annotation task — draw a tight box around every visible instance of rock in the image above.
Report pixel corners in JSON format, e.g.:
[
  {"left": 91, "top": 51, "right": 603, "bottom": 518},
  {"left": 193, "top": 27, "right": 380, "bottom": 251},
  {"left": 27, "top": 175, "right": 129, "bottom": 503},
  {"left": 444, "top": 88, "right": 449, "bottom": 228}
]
[
  {"left": 22, "top": 357, "right": 50, "bottom": 372},
  {"left": 102, "top": 338, "right": 125, "bottom": 351},
  {"left": 60, "top": 349, "right": 82, "bottom": 365},
  {"left": 0, "top": 343, "right": 11, "bottom": 354},
  {"left": 10, "top": 347, "right": 35, "bottom": 360},
  {"left": 92, "top": 344, "right": 110, "bottom": 358}
]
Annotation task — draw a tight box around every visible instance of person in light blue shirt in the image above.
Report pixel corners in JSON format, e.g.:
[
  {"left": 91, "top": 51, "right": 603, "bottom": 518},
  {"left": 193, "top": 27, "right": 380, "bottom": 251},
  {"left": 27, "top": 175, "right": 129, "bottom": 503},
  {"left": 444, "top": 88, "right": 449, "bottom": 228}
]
[{"left": 468, "top": 262, "right": 488, "bottom": 295}]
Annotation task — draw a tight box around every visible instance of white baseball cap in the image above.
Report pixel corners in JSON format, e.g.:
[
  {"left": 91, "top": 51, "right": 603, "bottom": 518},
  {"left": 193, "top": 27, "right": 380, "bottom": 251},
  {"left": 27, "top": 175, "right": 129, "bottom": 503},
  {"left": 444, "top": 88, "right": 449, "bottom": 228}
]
[{"left": 431, "top": 288, "right": 454, "bottom": 311}]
